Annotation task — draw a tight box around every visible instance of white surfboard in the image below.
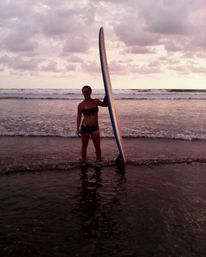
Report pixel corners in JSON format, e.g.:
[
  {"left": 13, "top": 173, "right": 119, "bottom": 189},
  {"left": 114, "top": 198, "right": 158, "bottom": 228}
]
[{"left": 99, "top": 27, "right": 126, "bottom": 166}]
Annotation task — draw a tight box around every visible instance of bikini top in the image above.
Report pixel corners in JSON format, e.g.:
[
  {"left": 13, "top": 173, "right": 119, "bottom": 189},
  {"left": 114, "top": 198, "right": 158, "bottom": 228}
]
[{"left": 81, "top": 106, "right": 99, "bottom": 115}]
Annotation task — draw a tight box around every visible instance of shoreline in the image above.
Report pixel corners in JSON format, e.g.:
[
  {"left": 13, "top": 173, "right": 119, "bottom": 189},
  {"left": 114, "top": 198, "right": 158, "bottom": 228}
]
[
  {"left": 0, "top": 136, "right": 206, "bottom": 174},
  {"left": 0, "top": 134, "right": 206, "bottom": 141},
  {"left": 1, "top": 137, "right": 206, "bottom": 256}
]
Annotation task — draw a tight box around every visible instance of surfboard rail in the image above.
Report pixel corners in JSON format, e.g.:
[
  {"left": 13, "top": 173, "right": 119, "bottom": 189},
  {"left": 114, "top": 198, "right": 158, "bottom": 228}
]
[{"left": 99, "top": 27, "right": 126, "bottom": 166}]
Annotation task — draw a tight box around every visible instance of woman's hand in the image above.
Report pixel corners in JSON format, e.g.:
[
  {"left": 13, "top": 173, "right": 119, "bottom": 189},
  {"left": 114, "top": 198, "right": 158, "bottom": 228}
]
[{"left": 76, "top": 128, "right": 81, "bottom": 137}]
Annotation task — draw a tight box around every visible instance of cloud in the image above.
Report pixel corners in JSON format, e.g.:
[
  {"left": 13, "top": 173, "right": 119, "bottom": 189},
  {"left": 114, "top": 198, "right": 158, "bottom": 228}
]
[
  {"left": 109, "top": 61, "right": 128, "bottom": 75},
  {"left": 65, "top": 64, "right": 77, "bottom": 72},
  {"left": 0, "top": 0, "right": 98, "bottom": 75},
  {"left": 0, "top": 0, "right": 29, "bottom": 19},
  {"left": 36, "top": 8, "right": 79, "bottom": 36},
  {"left": 81, "top": 61, "right": 101, "bottom": 74},
  {"left": 192, "top": 33, "right": 206, "bottom": 48},
  {"left": 2, "top": 33, "right": 38, "bottom": 53},
  {"left": 0, "top": 4, "right": 39, "bottom": 53},
  {"left": 130, "top": 64, "right": 161, "bottom": 75},
  {"left": 0, "top": 55, "right": 43, "bottom": 71},
  {"left": 40, "top": 60, "right": 60, "bottom": 72},
  {"left": 115, "top": 23, "right": 160, "bottom": 47},
  {"left": 159, "top": 56, "right": 180, "bottom": 65},
  {"left": 164, "top": 40, "right": 185, "bottom": 52},
  {"left": 0, "top": 1, "right": 96, "bottom": 47},
  {"left": 112, "top": 0, "right": 206, "bottom": 52},
  {"left": 62, "top": 36, "right": 90, "bottom": 54},
  {"left": 129, "top": 46, "right": 155, "bottom": 54},
  {"left": 167, "top": 63, "right": 206, "bottom": 75},
  {"left": 0, "top": 0, "right": 205, "bottom": 86},
  {"left": 66, "top": 55, "right": 84, "bottom": 63},
  {"left": 139, "top": 0, "right": 192, "bottom": 35},
  {"left": 167, "top": 65, "right": 188, "bottom": 74},
  {"left": 188, "top": 65, "right": 206, "bottom": 74}
]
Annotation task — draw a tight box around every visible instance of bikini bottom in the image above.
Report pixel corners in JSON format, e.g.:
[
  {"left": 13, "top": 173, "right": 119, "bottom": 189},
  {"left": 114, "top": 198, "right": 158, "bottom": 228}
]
[{"left": 81, "top": 125, "right": 99, "bottom": 135}]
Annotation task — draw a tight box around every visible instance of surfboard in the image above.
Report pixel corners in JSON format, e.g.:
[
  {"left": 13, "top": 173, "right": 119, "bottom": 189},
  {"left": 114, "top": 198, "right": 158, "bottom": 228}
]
[{"left": 99, "top": 27, "right": 126, "bottom": 167}]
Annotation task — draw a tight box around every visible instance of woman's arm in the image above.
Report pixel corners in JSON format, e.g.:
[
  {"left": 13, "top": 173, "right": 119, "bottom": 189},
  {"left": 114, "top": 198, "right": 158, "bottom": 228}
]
[
  {"left": 76, "top": 104, "right": 82, "bottom": 137},
  {"left": 96, "top": 96, "right": 108, "bottom": 107}
]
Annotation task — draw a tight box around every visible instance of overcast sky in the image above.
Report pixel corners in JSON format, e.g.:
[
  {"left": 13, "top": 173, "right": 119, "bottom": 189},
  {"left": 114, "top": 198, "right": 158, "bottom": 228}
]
[{"left": 0, "top": 0, "right": 206, "bottom": 89}]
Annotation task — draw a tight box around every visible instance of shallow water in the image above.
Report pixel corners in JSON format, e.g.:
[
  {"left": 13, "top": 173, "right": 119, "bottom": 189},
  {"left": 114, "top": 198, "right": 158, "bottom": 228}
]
[
  {"left": 0, "top": 99, "right": 206, "bottom": 140},
  {"left": 1, "top": 164, "right": 206, "bottom": 257}
]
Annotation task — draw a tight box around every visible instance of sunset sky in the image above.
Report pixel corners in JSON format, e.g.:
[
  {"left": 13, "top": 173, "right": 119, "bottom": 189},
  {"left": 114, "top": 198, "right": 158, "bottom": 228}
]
[{"left": 0, "top": 0, "right": 206, "bottom": 89}]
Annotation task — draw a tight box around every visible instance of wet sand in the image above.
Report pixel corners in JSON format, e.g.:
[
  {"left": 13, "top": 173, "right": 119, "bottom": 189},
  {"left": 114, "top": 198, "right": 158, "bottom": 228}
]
[
  {"left": 0, "top": 163, "right": 206, "bottom": 256},
  {"left": 0, "top": 136, "right": 206, "bottom": 256},
  {"left": 0, "top": 136, "right": 206, "bottom": 173}
]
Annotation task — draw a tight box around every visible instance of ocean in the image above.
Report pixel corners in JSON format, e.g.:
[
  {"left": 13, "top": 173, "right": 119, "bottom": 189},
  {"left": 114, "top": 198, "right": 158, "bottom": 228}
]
[{"left": 0, "top": 88, "right": 206, "bottom": 140}]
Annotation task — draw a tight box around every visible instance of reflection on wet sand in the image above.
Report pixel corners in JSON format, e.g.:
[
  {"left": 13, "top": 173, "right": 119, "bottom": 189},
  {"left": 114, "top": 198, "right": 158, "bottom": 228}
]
[
  {"left": 72, "top": 166, "right": 126, "bottom": 243},
  {"left": 1, "top": 164, "right": 206, "bottom": 257}
]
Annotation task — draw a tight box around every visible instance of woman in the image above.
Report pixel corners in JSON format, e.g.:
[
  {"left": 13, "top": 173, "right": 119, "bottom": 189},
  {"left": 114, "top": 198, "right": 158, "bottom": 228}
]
[{"left": 76, "top": 85, "right": 107, "bottom": 163}]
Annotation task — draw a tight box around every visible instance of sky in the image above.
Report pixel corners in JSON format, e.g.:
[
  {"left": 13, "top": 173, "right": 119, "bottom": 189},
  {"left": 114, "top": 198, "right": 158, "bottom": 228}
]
[{"left": 0, "top": 0, "right": 206, "bottom": 89}]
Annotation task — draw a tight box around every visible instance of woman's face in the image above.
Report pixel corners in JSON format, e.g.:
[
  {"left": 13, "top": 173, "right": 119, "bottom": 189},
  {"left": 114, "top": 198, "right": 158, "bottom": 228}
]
[{"left": 82, "top": 88, "right": 91, "bottom": 100}]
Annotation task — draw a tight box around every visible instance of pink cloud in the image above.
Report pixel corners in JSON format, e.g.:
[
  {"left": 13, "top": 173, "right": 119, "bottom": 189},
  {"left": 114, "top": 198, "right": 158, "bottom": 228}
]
[
  {"left": 115, "top": 24, "right": 160, "bottom": 46},
  {"left": 65, "top": 64, "right": 77, "bottom": 71},
  {"left": 63, "top": 37, "right": 90, "bottom": 53},
  {"left": 81, "top": 61, "right": 100, "bottom": 74},
  {"left": 129, "top": 46, "right": 156, "bottom": 54},
  {"left": 167, "top": 65, "right": 189, "bottom": 74},
  {"left": 0, "top": 0, "right": 30, "bottom": 19},
  {"left": 69, "top": 55, "right": 83, "bottom": 63},
  {"left": 189, "top": 66, "right": 206, "bottom": 74},
  {"left": 40, "top": 61, "right": 61, "bottom": 72},
  {"left": 0, "top": 0, "right": 205, "bottom": 83},
  {"left": 0, "top": 55, "right": 43, "bottom": 71},
  {"left": 1, "top": 18, "right": 39, "bottom": 53},
  {"left": 130, "top": 64, "right": 161, "bottom": 75},
  {"left": 109, "top": 61, "right": 127, "bottom": 75},
  {"left": 36, "top": 8, "right": 78, "bottom": 36},
  {"left": 192, "top": 33, "right": 206, "bottom": 48},
  {"left": 3, "top": 36, "right": 38, "bottom": 53},
  {"left": 113, "top": 0, "right": 206, "bottom": 59},
  {"left": 164, "top": 41, "right": 184, "bottom": 52}
]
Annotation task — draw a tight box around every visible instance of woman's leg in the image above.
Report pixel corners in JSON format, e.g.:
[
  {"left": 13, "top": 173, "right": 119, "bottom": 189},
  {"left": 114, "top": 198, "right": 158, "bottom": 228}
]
[
  {"left": 81, "top": 133, "right": 90, "bottom": 162},
  {"left": 91, "top": 130, "right": 101, "bottom": 161}
]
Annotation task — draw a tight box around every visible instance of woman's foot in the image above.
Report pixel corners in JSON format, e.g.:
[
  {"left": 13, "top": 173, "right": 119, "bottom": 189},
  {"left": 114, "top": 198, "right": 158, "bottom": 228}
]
[
  {"left": 81, "top": 158, "right": 87, "bottom": 166},
  {"left": 95, "top": 159, "right": 103, "bottom": 167}
]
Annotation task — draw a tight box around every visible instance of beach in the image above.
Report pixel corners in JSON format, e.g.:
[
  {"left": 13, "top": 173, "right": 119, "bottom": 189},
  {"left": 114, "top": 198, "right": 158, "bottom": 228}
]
[
  {"left": 1, "top": 0, "right": 206, "bottom": 254},
  {"left": 1, "top": 136, "right": 206, "bottom": 173},
  {"left": 0, "top": 136, "right": 206, "bottom": 257},
  {"left": 1, "top": 90, "right": 206, "bottom": 256}
]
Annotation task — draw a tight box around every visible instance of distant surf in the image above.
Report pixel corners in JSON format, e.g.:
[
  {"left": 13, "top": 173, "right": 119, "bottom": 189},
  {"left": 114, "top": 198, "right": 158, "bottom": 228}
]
[
  {"left": 1, "top": 88, "right": 206, "bottom": 100},
  {"left": 1, "top": 89, "right": 206, "bottom": 141}
]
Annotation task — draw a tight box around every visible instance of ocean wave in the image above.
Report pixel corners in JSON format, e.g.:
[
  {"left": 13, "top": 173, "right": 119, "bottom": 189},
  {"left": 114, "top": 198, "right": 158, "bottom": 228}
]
[
  {"left": 1, "top": 88, "right": 206, "bottom": 100},
  {"left": 1, "top": 96, "right": 206, "bottom": 100},
  {"left": 1, "top": 158, "right": 206, "bottom": 174},
  {"left": 0, "top": 133, "right": 206, "bottom": 141},
  {"left": 0, "top": 96, "right": 83, "bottom": 100}
]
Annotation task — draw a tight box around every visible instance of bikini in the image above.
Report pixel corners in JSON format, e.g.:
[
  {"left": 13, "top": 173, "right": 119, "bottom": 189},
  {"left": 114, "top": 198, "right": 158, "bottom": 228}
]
[
  {"left": 81, "top": 106, "right": 99, "bottom": 115},
  {"left": 81, "top": 106, "right": 99, "bottom": 134}
]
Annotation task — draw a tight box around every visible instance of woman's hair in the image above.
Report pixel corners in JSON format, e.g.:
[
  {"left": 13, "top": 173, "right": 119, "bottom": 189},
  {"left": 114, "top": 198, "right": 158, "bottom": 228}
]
[{"left": 82, "top": 85, "right": 92, "bottom": 92}]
